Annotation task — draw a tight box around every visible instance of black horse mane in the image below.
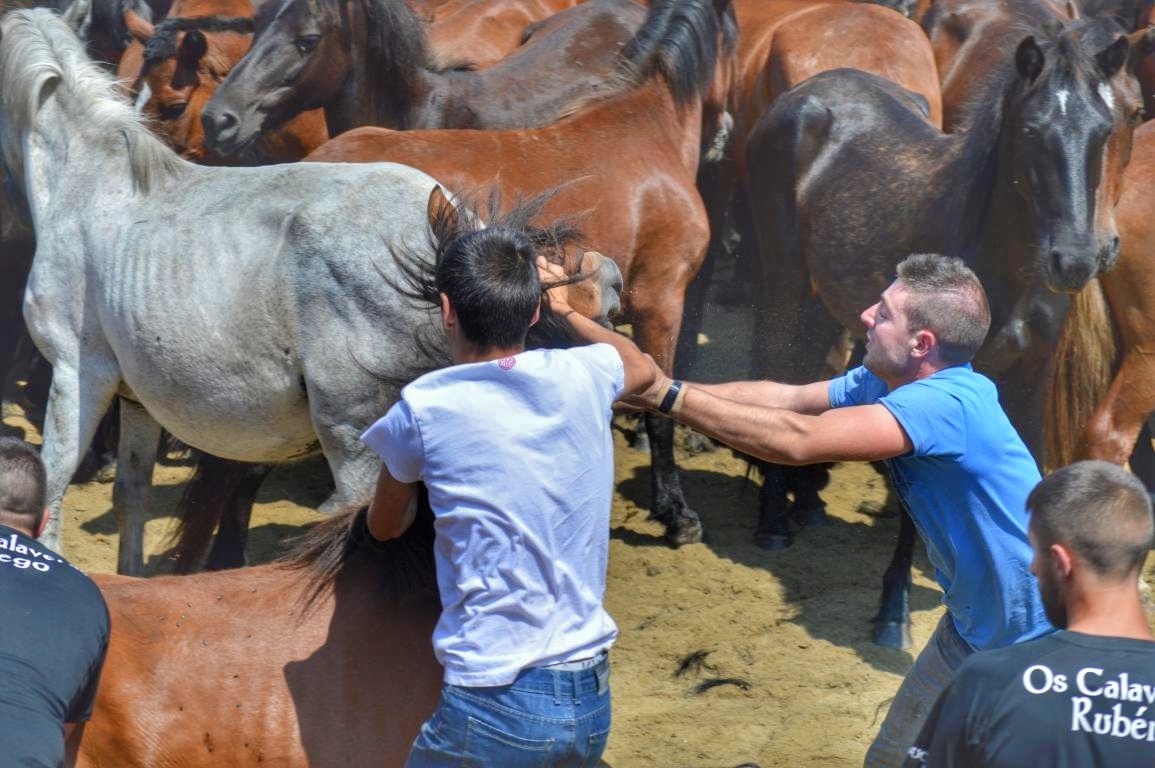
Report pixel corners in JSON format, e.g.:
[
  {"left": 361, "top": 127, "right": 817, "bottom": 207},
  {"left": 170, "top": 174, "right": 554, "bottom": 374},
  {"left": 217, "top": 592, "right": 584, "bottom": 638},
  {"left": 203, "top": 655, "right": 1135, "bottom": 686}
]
[
  {"left": 616, "top": 0, "right": 737, "bottom": 108},
  {"left": 142, "top": 15, "right": 254, "bottom": 67},
  {"left": 279, "top": 494, "right": 438, "bottom": 611}
]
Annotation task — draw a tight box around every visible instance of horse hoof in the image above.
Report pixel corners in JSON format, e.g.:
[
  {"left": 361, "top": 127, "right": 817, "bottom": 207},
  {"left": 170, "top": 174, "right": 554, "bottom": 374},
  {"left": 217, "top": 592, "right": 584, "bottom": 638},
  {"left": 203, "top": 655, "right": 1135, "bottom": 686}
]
[
  {"left": 790, "top": 502, "right": 828, "bottom": 527},
  {"left": 665, "top": 518, "right": 704, "bottom": 548},
  {"left": 871, "top": 621, "right": 912, "bottom": 649},
  {"left": 754, "top": 531, "right": 792, "bottom": 550}
]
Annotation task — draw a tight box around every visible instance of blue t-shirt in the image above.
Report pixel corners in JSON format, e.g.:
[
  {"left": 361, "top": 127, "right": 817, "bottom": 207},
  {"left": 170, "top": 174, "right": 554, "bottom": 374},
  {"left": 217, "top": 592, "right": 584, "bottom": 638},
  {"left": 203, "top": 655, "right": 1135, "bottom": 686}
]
[{"left": 829, "top": 364, "right": 1052, "bottom": 651}]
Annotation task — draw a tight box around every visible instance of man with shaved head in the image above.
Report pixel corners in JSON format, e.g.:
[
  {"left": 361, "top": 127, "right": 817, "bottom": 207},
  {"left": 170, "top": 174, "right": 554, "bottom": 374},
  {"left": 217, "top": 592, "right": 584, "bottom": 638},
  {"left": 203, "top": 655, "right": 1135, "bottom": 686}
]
[
  {"left": 906, "top": 460, "right": 1155, "bottom": 766},
  {"left": 0, "top": 437, "right": 110, "bottom": 767}
]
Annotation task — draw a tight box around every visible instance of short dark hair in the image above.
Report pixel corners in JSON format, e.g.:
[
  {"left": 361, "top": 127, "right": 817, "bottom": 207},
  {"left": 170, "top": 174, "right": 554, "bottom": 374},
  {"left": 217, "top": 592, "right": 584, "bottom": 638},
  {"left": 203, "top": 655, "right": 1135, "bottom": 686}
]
[
  {"left": 896, "top": 254, "right": 991, "bottom": 365},
  {"left": 1027, "top": 460, "right": 1154, "bottom": 580},
  {"left": 437, "top": 225, "right": 541, "bottom": 350},
  {"left": 0, "top": 437, "right": 46, "bottom": 523}
]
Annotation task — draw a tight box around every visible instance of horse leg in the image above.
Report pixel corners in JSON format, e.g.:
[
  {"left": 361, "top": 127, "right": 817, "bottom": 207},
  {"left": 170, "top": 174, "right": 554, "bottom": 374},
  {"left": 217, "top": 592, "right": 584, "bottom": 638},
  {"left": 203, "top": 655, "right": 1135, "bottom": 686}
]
[
  {"left": 786, "top": 462, "right": 831, "bottom": 527},
  {"left": 754, "top": 460, "right": 791, "bottom": 549},
  {"left": 37, "top": 363, "right": 119, "bottom": 555},
  {"left": 872, "top": 505, "right": 915, "bottom": 649},
  {"left": 1079, "top": 348, "right": 1155, "bottom": 467},
  {"left": 112, "top": 398, "right": 162, "bottom": 576},
  {"left": 633, "top": 281, "right": 706, "bottom": 547},
  {"left": 204, "top": 462, "right": 270, "bottom": 570}
]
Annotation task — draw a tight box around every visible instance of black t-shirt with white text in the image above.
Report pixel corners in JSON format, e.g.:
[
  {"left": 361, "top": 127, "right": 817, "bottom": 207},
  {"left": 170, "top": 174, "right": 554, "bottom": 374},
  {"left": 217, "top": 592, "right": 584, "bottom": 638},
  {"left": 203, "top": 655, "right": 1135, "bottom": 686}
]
[
  {"left": 0, "top": 524, "right": 109, "bottom": 768},
  {"left": 905, "top": 630, "right": 1155, "bottom": 767}
]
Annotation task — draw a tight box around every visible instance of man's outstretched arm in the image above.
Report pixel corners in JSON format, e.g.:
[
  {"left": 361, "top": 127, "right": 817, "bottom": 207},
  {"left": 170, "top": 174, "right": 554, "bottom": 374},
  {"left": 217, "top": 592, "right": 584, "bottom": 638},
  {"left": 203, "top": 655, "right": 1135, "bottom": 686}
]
[{"left": 652, "top": 383, "right": 911, "bottom": 465}]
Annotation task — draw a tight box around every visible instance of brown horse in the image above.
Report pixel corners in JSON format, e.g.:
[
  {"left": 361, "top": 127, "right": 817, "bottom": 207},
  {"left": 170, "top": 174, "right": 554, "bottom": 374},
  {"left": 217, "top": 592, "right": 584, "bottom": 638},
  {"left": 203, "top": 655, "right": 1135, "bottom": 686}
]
[
  {"left": 70, "top": 509, "right": 444, "bottom": 766},
  {"left": 199, "top": 0, "right": 649, "bottom": 157},
  {"left": 117, "top": 0, "right": 329, "bottom": 163},
  {"left": 1047, "top": 119, "right": 1155, "bottom": 480},
  {"left": 425, "top": 0, "right": 583, "bottom": 69},
  {"left": 284, "top": 0, "right": 735, "bottom": 551}
]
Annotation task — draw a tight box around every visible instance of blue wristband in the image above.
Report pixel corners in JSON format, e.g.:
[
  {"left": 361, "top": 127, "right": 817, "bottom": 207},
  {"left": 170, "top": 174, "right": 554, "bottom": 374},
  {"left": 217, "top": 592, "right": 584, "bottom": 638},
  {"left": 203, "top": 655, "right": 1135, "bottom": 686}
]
[{"left": 659, "top": 379, "right": 683, "bottom": 414}]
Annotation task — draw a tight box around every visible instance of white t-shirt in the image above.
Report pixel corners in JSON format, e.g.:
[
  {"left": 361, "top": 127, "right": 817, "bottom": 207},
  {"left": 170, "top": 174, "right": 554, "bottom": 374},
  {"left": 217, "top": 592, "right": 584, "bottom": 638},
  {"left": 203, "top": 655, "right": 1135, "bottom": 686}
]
[{"left": 360, "top": 343, "right": 625, "bottom": 686}]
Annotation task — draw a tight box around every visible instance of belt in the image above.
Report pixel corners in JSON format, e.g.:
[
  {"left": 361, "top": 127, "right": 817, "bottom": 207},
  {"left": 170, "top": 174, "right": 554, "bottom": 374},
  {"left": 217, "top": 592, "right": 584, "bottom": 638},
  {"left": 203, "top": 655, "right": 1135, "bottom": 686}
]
[{"left": 542, "top": 650, "right": 608, "bottom": 671}]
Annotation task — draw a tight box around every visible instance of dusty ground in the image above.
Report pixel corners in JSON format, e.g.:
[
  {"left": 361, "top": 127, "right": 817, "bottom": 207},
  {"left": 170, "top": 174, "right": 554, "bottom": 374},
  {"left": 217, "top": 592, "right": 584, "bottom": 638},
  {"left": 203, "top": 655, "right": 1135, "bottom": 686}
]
[{"left": 5, "top": 297, "right": 1154, "bottom": 768}]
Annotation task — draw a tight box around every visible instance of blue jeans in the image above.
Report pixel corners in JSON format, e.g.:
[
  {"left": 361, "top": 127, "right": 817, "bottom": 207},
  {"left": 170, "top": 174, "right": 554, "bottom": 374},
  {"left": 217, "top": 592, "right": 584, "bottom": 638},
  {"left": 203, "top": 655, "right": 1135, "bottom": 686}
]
[
  {"left": 864, "top": 612, "right": 974, "bottom": 767},
  {"left": 406, "top": 655, "right": 612, "bottom": 768}
]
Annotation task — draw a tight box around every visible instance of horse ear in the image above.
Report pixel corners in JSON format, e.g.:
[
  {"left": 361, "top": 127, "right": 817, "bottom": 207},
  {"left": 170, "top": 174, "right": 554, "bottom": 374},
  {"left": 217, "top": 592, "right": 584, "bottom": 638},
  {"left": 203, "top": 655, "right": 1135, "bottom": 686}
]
[
  {"left": 1064, "top": 0, "right": 1080, "bottom": 19},
  {"left": 427, "top": 185, "right": 461, "bottom": 233},
  {"left": 1015, "top": 36, "right": 1045, "bottom": 83},
  {"left": 123, "top": 8, "right": 154, "bottom": 43},
  {"left": 1096, "top": 35, "right": 1130, "bottom": 78},
  {"left": 1127, "top": 26, "right": 1155, "bottom": 66},
  {"left": 178, "top": 30, "right": 209, "bottom": 70}
]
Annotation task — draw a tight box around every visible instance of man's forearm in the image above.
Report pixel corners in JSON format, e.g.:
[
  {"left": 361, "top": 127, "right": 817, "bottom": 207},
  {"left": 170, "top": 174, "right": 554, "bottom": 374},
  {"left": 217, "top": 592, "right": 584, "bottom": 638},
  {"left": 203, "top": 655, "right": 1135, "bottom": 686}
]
[{"left": 670, "top": 386, "right": 815, "bottom": 464}]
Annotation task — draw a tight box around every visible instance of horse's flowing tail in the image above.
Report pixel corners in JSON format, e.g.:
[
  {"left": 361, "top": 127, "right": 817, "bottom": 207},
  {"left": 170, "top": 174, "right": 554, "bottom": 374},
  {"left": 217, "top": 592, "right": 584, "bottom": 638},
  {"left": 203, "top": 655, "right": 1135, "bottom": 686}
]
[{"left": 1044, "top": 279, "right": 1117, "bottom": 471}]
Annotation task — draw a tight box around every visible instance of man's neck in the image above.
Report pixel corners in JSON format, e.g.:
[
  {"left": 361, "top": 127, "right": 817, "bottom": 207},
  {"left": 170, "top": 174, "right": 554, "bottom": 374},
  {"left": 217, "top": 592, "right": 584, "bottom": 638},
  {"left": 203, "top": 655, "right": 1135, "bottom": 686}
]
[
  {"left": 1065, "top": 582, "right": 1155, "bottom": 642},
  {"left": 451, "top": 344, "right": 526, "bottom": 365},
  {"left": 0, "top": 519, "right": 35, "bottom": 538}
]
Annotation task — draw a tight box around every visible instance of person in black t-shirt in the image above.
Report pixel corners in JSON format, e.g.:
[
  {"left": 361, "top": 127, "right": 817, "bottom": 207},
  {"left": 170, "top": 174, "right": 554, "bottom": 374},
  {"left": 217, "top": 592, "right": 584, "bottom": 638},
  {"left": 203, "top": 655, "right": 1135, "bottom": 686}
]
[
  {"left": 0, "top": 437, "right": 110, "bottom": 768},
  {"left": 905, "top": 460, "right": 1155, "bottom": 767}
]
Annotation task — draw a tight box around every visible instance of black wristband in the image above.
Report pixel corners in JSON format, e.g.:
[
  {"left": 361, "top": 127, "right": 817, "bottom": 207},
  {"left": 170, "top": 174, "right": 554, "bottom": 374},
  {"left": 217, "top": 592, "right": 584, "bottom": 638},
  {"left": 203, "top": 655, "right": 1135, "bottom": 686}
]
[{"left": 658, "top": 379, "right": 683, "bottom": 414}]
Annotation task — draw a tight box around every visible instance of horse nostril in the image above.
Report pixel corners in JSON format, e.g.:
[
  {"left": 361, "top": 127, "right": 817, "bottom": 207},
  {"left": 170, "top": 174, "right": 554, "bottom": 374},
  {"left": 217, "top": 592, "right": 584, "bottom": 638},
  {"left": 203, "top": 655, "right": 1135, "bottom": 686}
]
[
  {"left": 1050, "top": 249, "right": 1065, "bottom": 278},
  {"left": 203, "top": 109, "right": 238, "bottom": 142}
]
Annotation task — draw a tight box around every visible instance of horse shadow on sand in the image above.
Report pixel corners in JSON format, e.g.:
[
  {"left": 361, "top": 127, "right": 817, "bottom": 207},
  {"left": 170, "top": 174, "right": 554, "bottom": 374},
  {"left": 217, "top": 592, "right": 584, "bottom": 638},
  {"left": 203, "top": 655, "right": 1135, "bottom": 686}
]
[{"left": 613, "top": 456, "right": 941, "bottom": 679}]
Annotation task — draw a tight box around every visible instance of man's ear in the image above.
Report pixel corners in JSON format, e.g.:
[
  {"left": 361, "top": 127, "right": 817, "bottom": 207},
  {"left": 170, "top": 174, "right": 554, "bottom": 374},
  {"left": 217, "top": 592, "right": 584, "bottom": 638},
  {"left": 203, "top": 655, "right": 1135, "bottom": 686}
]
[
  {"left": 33, "top": 508, "right": 49, "bottom": 540},
  {"left": 1050, "top": 543, "right": 1075, "bottom": 579},
  {"left": 911, "top": 328, "right": 936, "bottom": 358},
  {"left": 439, "top": 292, "right": 455, "bottom": 329}
]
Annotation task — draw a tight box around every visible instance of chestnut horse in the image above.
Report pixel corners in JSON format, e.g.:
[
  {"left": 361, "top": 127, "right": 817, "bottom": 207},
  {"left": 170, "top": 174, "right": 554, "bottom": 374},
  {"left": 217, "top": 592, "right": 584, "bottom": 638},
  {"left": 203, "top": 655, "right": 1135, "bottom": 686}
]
[
  {"left": 425, "top": 0, "right": 584, "bottom": 69},
  {"left": 199, "top": 0, "right": 649, "bottom": 157},
  {"left": 71, "top": 509, "right": 444, "bottom": 766},
  {"left": 743, "top": 18, "right": 1141, "bottom": 646},
  {"left": 116, "top": 0, "right": 329, "bottom": 163}
]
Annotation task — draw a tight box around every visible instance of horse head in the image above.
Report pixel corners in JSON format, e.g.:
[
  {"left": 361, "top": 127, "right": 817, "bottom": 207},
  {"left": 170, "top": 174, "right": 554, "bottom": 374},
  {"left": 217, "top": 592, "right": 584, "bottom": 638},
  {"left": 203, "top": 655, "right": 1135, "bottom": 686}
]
[
  {"left": 201, "top": 0, "right": 349, "bottom": 157},
  {"left": 1001, "top": 20, "right": 1139, "bottom": 293}
]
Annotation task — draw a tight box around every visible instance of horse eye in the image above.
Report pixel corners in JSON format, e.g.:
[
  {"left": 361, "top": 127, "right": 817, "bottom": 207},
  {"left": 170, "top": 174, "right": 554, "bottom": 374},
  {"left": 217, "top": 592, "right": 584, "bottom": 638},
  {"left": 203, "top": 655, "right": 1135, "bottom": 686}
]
[
  {"left": 157, "top": 102, "right": 187, "bottom": 121},
  {"left": 294, "top": 35, "right": 321, "bottom": 54},
  {"left": 1130, "top": 108, "right": 1145, "bottom": 126},
  {"left": 1022, "top": 125, "right": 1038, "bottom": 138}
]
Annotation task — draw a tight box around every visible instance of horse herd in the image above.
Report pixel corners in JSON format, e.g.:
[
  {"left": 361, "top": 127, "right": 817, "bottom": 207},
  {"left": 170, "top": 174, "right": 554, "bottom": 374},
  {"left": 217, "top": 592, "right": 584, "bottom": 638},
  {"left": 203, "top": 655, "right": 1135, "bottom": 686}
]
[{"left": 1, "top": 0, "right": 1155, "bottom": 762}]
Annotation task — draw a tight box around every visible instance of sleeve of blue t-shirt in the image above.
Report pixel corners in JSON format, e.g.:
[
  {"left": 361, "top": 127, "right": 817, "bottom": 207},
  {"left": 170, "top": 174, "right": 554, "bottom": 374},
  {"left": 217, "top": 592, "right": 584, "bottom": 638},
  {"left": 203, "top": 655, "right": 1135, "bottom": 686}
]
[
  {"left": 827, "top": 365, "right": 889, "bottom": 408},
  {"left": 359, "top": 399, "right": 426, "bottom": 483},
  {"left": 878, "top": 379, "right": 967, "bottom": 458},
  {"left": 571, "top": 343, "right": 626, "bottom": 403}
]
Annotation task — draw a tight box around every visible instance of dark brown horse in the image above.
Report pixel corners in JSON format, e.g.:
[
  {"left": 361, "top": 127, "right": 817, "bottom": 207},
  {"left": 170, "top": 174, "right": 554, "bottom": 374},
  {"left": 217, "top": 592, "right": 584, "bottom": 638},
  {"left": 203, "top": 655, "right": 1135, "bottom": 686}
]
[
  {"left": 743, "top": 18, "right": 1145, "bottom": 646},
  {"left": 117, "top": 0, "right": 330, "bottom": 163},
  {"left": 71, "top": 508, "right": 443, "bottom": 766},
  {"left": 199, "top": 0, "right": 649, "bottom": 156}
]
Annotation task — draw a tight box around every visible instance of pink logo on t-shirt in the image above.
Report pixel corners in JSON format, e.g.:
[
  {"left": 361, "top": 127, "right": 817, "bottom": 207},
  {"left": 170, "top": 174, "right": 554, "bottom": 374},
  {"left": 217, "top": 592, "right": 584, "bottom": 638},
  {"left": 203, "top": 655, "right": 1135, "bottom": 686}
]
[{"left": 498, "top": 356, "right": 517, "bottom": 371}]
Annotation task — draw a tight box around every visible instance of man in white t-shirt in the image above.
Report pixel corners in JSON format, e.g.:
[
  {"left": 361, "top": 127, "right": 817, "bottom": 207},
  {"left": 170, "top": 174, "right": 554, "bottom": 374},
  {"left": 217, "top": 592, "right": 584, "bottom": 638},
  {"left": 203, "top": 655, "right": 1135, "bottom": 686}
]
[{"left": 360, "top": 222, "right": 656, "bottom": 767}]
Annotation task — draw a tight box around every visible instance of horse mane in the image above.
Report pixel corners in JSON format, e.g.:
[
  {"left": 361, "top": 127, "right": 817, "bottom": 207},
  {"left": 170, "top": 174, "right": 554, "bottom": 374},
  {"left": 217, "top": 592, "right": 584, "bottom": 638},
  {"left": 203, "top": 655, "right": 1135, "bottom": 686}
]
[
  {"left": 0, "top": 8, "right": 186, "bottom": 192},
  {"left": 142, "top": 15, "right": 254, "bottom": 73},
  {"left": 279, "top": 497, "right": 439, "bottom": 612},
  {"left": 559, "top": 0, "right": 737, "bottom": 119},
  {"left": 355, "top": 0, "right": 431, "bottom": 129}
]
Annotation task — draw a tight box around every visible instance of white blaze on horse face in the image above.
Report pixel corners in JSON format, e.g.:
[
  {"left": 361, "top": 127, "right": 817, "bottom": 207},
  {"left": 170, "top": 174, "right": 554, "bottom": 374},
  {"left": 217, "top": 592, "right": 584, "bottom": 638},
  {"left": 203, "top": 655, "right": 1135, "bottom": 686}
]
[
  {"left": 134, "top": 83, "right": 152, "bottom": 116},
  {"left": 1098, "top": 83, "right": 1116, "bottom": 112},
  {"left": 1056, "top": 89, "right": 1070, "bottom": 117}
]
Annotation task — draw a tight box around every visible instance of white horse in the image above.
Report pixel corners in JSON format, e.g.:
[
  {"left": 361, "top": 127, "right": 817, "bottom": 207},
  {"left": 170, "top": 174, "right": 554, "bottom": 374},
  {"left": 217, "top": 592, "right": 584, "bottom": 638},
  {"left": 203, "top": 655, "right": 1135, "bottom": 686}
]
[{"left": 0, "top": 8, "right": 620, "bottom": 575}]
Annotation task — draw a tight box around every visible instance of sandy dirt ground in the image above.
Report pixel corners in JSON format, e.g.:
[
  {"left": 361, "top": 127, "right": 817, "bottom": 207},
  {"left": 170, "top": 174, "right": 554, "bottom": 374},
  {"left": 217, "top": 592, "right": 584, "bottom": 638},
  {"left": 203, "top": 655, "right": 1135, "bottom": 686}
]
[{"left": 5, "top": 296, "right": 1154, "bottom": 768}]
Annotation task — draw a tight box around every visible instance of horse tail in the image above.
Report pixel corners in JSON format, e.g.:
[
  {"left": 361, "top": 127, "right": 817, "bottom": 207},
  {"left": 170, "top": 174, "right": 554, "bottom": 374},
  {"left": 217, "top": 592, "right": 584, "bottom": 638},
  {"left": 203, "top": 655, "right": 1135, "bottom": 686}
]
[
  {"left": 1044, "top": 279, "right": 1117, "bottom": 471},
  {"left": 168, "top": 453, "right": 256, "bottom": 574}
]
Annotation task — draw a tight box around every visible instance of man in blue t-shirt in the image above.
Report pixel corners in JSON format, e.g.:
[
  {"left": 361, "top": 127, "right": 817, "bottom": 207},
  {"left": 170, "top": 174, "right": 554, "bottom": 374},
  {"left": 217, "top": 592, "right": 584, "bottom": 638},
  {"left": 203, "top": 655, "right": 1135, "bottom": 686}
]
[
  {"left": 0, "top": 437, "right": 110, "bottom": 768},
  {"left": 634, "top": 253, "right": 1052, "bottom": 767}
]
